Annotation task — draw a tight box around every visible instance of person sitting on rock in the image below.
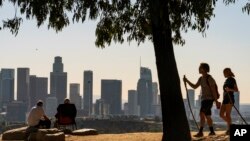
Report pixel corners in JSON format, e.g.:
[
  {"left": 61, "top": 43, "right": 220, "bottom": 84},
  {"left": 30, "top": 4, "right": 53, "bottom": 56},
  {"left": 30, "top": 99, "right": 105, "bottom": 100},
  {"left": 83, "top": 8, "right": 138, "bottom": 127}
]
[{"left": 27, "top": 100, "right": 51, "bottom": 129}]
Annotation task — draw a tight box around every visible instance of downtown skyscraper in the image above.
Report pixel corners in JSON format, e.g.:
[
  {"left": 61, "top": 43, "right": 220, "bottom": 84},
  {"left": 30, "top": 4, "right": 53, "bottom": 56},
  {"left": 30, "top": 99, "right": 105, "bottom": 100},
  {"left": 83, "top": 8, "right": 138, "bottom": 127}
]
[
  {"left": 137, "top": 67, "right": 153, "bottom": 117},
  {"left": 83, "top": 70, "right": 93, "bottom": 116},
  {"left": 17, "top": 68, "right": 30, "bottom": 110},
  {"left": 29, "top": 75, "right": 48, "bottom": 108},
  {"left": 128, "top": 90, "right": 139, "bottom": 116},
  {"left": 101, "top": 79, "right": 122, "bottom": 115},
  {"left": 0, "top": 69, "right": 15, "bottom": 109},
  {"left": 50, "top": 56, "right": 67, "bottom": 104},
  {"left": 70, "top": 83, "right": 82, "bottom": 110}
]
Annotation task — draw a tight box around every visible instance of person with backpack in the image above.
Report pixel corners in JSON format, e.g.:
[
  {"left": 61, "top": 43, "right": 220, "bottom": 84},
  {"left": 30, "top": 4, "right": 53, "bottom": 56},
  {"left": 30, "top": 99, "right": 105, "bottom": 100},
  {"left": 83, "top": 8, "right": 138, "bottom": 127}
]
[
  {"left": 183, "top": 63, "right": 220, "bottom": 137},
  {"left": 220, "top": 68, "right": 239, "bottom": 135}
]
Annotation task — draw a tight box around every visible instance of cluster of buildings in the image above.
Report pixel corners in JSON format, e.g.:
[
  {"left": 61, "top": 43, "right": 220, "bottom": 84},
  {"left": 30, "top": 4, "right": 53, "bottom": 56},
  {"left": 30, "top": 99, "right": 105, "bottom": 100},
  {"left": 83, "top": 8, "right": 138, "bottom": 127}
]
[{"left": 0, "top": 56, "right": 161, "bottom": 123}]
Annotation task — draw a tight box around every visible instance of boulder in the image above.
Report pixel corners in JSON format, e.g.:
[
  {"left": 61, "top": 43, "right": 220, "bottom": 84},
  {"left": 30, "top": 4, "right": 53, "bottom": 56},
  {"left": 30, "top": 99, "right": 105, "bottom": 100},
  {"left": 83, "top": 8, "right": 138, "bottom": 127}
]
[
  {"left": 2, "top": 126, "right": 27, "bottom": 140},
  {"left": 2, "top": 127, "right": 65, "bottom": 141},
  {"left": 71, "top": 128, "right": 98, "bottom": 136},
  {"left": 32, "top": 128, "right": 63, "bottom": 141},
  {"left": 44, "top": 132, "right": 65, "bottom": 141}
]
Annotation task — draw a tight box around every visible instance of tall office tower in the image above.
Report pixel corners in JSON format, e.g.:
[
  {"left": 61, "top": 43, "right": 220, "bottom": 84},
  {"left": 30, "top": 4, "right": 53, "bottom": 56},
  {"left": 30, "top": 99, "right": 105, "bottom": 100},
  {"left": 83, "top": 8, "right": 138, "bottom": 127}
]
[
  {"left": 17, "top": 68, "right": 30, "bottom": 111},
  {"left": 70, "top": 83, "right": 82, "bottom": 110},
  {"left": 232, "top": 92, "right": 240, "bottom": 117},
  {"left": 128, "top": 90, "right": 139, "bottom": 116},
  {"left": 50, "top": 56, "right": 67, "bottom": 104},
  {"left": 152, "top": 82, "right": 158, "bottom": 105},
  {"left": 45, "top": 96, "right": 58, "bottom": 117},
  {"left": 137, "top": 67, "right": 153, "bottom": 116},
  {"left": 36, "top": 77, "right": 48, "bottom": 105},
  {"left": 0, "top": 69, "right": 15, "bottom": 109},
  {"left": 29, "top": 75, "right": 37, "bottom": 109},
  {"left": 83, "top": 70, "right": 93, "bottom": 116},
  {"left": 187, "top": 89, "right": 195, "bottom": 108},
  {"left": 29, "top": 75, "right": 48, "bottom": 109},
  {"left": 101, "top": 79, "right": 122, "bottom": 115}
]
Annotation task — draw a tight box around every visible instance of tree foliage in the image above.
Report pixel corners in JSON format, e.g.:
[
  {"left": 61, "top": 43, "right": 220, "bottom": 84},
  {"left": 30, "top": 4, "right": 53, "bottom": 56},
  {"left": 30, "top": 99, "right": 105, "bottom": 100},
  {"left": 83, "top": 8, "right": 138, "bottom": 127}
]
[
  {"left": 0, "top": 0, "right": 217, "bottom": 46},
  {"left": 1, "top": 0, "right": 250, "bottom": 46}
]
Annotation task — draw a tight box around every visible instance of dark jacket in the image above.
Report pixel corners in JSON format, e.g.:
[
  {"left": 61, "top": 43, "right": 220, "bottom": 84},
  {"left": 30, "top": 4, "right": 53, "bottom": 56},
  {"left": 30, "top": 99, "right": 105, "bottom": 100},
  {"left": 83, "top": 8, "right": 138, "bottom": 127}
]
[{"left": 55, "top": 103, "right": 77, "bottom": 119}]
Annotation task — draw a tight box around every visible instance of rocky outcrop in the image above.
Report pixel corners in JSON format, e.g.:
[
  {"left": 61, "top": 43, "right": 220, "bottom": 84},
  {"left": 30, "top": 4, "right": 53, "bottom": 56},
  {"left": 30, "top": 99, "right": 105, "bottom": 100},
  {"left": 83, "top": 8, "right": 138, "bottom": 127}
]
[
  {"left": 1, "top": 126, "right": 98, "bottom": 141},
  {"left": 71, "top": 128, "right": 98, "bottom": 136},
  {"left": 28, "top": 128, "right": 65, "bottom": 141},
  {"left": 2, "top": 127, "right": 64, "bottom": 141},
  {"left": 2, "top": 126, "right": 27, "bottom": 140}
]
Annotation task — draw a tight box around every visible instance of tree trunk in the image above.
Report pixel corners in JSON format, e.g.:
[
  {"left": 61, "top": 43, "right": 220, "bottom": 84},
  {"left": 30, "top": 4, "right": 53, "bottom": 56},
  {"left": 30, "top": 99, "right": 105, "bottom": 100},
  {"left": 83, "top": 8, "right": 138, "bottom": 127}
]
[{"left": 149, "top": 0, "right": 191, "bottom": 141}]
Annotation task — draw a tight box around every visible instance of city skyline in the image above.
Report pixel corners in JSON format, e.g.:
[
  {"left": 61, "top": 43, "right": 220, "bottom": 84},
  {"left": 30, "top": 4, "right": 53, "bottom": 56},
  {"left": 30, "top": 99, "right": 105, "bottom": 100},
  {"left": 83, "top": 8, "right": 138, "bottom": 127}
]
[{"left": 1, "top": 1, "right": 250, "bottom": 104}]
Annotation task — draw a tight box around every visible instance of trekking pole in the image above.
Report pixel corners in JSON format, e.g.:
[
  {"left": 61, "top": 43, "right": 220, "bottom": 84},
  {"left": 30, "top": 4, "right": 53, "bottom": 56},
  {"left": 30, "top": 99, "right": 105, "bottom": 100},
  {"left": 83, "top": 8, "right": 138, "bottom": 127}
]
[
  {"left": 227, "top": 91, "right": 248, "bottom": 125},
  {"left": 183, "top": 75, "right": 200, "bottom": 131}
]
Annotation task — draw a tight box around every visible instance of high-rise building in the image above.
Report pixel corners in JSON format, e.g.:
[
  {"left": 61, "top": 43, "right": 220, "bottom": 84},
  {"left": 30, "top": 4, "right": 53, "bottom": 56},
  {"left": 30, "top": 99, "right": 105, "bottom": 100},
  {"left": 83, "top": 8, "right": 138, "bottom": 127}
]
[
  {"left": 70, "top": 83, "right": 82, "bottom": 110},
  {"left": 29, "top": 76, "right": 48, "bottom": 109},
  {"left": 128, "top": 90, "right": 139, "bottom": 116},
  {"left": 83, "top": 70, "right": 93, "bottom": 116},
  {"left": 0, "top": 69, "right": 15, "bottom": 109},
  {"left": 36, "top": 77, "right": 48, "bottom": 105},
  {"left": 45, "top": 96, "right": 58, "bottom": 117},
  {"left": 29, "top": 75, "right": 37, "bottom": 109},
  {"left": 101, "top": 79, "right": 122, "bottom": 115},
  {"left": 137, "top": 67, "right": 153, "bottom": 116},
  {"left": 17, "top": 68, "right": 30, "bottom": 111},
  {"left": 50, "top": 56, "right": 67, "bottom": 104}
]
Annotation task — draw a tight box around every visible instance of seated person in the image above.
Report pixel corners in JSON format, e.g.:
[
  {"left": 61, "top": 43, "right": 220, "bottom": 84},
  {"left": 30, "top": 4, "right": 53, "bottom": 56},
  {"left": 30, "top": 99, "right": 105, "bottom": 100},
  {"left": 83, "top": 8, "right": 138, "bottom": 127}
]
[
  {"left": 55, "top": 98, "right": 77, "bottom": 125},
  {"left": 27, "top": 100, "right": 51, "bottom": 129}
]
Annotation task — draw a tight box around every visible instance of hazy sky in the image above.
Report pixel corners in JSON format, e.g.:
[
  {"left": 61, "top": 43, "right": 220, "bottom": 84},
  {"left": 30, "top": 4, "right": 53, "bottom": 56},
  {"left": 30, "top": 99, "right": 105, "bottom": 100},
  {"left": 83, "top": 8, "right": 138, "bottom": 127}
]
[{"left": 1, "top": 1, "right": 250, "bottom": 104}]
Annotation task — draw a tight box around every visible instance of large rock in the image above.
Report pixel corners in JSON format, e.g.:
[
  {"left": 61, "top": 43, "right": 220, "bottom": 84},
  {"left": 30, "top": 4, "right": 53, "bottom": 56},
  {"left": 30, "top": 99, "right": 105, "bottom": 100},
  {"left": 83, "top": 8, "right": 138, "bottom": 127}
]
[
  {"left": 2, "top": 127, "right": 65, "bottom": 141},
  {"left": 44, "top": 132, "right": 65, "bottom": 141},
  {"left": 71, "top": 128, "right": 98, "bottom": 136},
  {"left": 2, "top": 126, "right": 27, "bottom": 140},
  {"left": 29, "top": 128, "right": 64, "bottom": 141}
]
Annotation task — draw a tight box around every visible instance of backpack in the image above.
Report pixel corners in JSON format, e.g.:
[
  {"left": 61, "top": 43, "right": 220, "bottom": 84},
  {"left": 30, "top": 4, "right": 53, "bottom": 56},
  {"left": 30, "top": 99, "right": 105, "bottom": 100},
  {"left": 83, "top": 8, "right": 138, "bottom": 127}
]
[{"left": 206, "top": 75, "right": 220, "bottom": 99}]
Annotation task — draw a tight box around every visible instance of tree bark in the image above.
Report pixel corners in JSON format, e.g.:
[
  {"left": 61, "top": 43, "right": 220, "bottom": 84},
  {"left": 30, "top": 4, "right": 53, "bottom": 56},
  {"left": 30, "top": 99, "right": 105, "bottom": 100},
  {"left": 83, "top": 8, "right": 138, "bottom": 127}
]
[{"left": 149, "top": 0, "right": 191, "bottom": 141}]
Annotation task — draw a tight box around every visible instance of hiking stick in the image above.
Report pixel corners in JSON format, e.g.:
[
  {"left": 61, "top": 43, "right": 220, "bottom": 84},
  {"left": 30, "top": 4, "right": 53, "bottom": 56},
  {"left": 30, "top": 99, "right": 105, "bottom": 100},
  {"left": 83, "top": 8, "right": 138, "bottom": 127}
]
[
  {"left": 183, "top": 75, "right": 200, "bottom": 130},
  {"left": 226, "top": 91, "right": 248, "bottom": 125}
]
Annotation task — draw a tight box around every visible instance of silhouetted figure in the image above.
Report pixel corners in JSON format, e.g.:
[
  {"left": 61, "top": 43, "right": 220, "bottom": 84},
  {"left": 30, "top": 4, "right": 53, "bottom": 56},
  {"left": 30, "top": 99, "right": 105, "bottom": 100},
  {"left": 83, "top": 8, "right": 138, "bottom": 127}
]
[
  {"left": 55, "top": 98, "right": 77, "bottom": 129},
  {"left": 220, "top": 68, "right": 239, "bottom": 135},
  {"left": 184, "top": 63, "right": 219, "bottom": 137}
]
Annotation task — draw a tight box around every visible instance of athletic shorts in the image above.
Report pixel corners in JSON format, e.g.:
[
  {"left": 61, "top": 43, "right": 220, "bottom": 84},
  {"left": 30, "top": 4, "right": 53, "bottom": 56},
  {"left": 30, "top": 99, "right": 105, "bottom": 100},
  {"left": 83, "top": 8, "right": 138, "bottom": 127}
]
[
  {"left": 200, "top": 100, "right": 214, "bottom": 116},
  {"left": 223, "top": 94, "right": 235, "bottom": 104}
]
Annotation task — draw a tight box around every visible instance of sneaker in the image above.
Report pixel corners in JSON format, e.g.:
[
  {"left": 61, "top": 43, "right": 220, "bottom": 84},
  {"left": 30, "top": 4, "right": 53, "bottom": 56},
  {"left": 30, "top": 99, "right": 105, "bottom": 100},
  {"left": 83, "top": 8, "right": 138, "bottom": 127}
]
[
  {"left": 208, "top": 132, "right": 216, "bottom": 136},
  {"left": 194, "top": 132, "right": 204, "bottom": 137}
]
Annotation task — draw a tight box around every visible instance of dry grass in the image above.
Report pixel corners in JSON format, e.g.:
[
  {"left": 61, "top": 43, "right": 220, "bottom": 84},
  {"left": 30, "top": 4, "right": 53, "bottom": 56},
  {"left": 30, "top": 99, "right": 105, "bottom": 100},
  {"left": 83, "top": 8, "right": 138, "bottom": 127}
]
[
  {"left": 65, "top": 131, "right": 228, "bottom": 141},
  {"left": 66, "top": 132, "right": 163, "bottom": 141},
  {"left": 0, "top": 131, "right": 228, "bottom": 141}
]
